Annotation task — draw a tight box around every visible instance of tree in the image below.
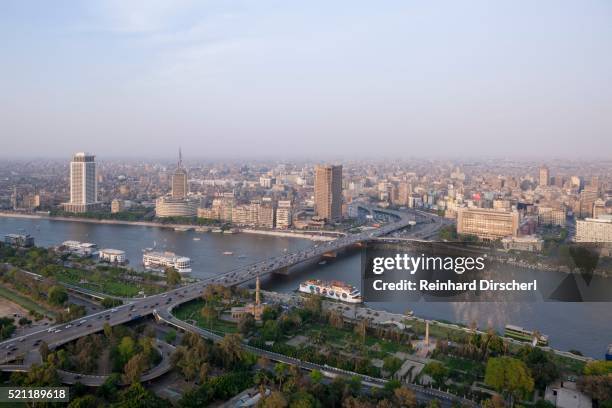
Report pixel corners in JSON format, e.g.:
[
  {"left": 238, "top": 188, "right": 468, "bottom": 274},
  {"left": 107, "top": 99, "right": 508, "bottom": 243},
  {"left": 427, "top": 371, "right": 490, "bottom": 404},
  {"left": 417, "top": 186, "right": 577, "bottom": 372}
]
[
  {"left": 274, "top": 362, "right": 288, "bottom": 390},
  {"left": 101, "top": 297, "right": 122, "bottom": 308},
  {"left": 427, "top": 400, "right": 441, "bottom": 408},
  {"left": 354, "top": 319, "right": 367, "bottom": 343},
  {"left": 309, "top": 369, "right": 323, "bottom": 385},
  {"left": 0, "top": 317, "right": 16, "bottom": 340},
  {"left": 164, "top": 329, "right": 177, "bottom": 344},
  {"left": 103, "top": 322, "right": 113, "bottom": 339},
  {"left": 584, "top": 361, "right": 612, "bottom": 375},
  {"left": 485, "top": 357, "right": 534, "bottom": 401},
  {"left": 48, "top": 285, "right": 68, "bottom": 305},
  {"left": 304, "top": 295, "right": 322, "bottom": 315},
  {"left": 423, "top": 361, "right": 449, "bottom": 386},
  {"left": 117, "top": 382, "right": 168, "bottom": 408},
  {"left": 577, "top": 374, "right": 612, "bottom": 402},
  {"left": 482, "top": 395, "right": 506, "bottom": 408},
  {"left": 261, "top": 391, "right": 288, "bottom": 408},
  {"left": 394, "top": 386, "right": 417, "bottom": 408},
  {"left": 67, "top": 395, "right": 99, "bottom": 408},
  {"left": 201, "top": 305, "right": 217, "bottom": 328},
  {"left": 218, "top": 333, "right": 245, "bottom": 368},
  {"left": 238, "top": 313, "right": 255, "bottom": 335},
  {"left": 97, "top": 372, "right": 121, "bottom": 401},
  {"left": 39, "top": 341, "right": 50, "bottom": 361},
  {"left": 117, "top": 336, "right": 136, "bottom": 368},
  {"left": 328, "top": 310, "right": 344, "bottom": 329},
  {"left": 165, "top": 267, "right": 181, "bottom": 287},
  {"left": 519, "top": 347, "right": 560, "bottom": 390},
  {"left": 123, "top": 353, "right": 147, "bottom": 384},
  {"left": 383, "top": 356, "right": 403, "bottom": 376},
  {"left": 290, "top": 391, "right": 318, "bottom": 408}
]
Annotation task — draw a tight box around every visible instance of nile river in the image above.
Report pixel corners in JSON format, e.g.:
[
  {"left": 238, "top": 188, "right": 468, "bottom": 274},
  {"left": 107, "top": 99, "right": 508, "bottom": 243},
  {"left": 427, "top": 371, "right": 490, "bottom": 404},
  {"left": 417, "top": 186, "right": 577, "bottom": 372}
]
[{"left": 1, "top": 216, "right": 610, "bottom": 358}]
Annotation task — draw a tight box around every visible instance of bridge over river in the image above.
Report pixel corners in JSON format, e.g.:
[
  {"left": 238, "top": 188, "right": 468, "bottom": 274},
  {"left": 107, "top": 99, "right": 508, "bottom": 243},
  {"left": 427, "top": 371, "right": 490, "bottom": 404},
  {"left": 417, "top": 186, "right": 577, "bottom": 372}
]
[{"left": 0, "top": 207, "right": 472, "bottom": 406}]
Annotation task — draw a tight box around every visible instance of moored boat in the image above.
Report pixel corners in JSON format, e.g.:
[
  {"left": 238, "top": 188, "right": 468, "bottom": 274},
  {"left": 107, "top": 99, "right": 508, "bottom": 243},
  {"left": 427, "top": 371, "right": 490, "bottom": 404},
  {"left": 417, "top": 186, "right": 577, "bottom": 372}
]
[{"left": 299, "top": 279, "right": 362, "bottom": 303}]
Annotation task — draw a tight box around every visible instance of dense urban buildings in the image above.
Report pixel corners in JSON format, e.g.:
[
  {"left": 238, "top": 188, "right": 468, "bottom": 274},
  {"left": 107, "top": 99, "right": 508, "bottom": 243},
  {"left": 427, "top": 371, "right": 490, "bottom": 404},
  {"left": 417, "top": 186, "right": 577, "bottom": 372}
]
[
  {"left": 314, "top": 164, "right": 343, "bottom": 222},
  {"left": 457, "top": 207, "right": 519, "bottom": 240},
  {"left": 63, "top": 152, "right": 99, "bottom": 213}
]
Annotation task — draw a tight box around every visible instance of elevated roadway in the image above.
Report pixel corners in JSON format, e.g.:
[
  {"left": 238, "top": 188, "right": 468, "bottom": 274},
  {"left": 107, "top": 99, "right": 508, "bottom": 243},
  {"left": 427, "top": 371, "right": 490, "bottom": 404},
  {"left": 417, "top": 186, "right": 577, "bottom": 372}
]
[{"left": 0, "top": 207, "right": 454, "bottom": 394}]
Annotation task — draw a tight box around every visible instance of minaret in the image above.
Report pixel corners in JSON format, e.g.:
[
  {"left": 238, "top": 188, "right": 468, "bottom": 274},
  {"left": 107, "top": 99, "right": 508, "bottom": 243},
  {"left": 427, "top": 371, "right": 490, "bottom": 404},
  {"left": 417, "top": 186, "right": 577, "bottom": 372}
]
[{"left": 255, "top": 274, "right": 261, "bottom": 306}]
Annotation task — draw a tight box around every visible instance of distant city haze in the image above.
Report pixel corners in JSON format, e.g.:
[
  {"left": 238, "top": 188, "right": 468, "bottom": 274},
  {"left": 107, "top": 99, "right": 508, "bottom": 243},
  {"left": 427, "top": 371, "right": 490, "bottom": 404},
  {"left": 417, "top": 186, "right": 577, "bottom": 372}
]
[{"left": 1, "top": 0, "right": 611, "bottom": 158}]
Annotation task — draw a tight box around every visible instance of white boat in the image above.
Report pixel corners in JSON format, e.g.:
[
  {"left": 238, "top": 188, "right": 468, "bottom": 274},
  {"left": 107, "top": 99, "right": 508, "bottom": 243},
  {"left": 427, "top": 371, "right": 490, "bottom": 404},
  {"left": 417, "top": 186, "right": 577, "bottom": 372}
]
[
  {"left": 223, "top": 251, "right": 234, "bottom": 256},
  {"left": 299, "top": 279, "right": 362, "bottom": 303},
  {"left": 143, "top": 251, "right": 192, "bottom": 273},
  {"left": 193, "top": 237, "right": 201, "bottom": 241}
]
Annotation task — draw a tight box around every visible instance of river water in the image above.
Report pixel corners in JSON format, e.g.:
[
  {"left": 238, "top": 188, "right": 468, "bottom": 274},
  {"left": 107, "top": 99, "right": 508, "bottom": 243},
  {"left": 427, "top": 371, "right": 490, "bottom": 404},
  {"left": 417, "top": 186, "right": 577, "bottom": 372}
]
[{"left": 1, "top": 216, "right": 610, "bottom": 358}]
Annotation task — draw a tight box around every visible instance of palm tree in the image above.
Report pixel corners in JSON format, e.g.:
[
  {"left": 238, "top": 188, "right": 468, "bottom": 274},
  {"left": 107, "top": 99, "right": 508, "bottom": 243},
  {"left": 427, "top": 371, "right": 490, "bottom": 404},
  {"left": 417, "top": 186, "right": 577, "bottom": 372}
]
[
  {"left": 218, "top": 333, "right": 244, "bottom": 368},
  {"left": 274, "top": 362, "right": 288, "bottom": 390},
  {"left": 201, "top": 305, "right": 217, "bottom": 329}
]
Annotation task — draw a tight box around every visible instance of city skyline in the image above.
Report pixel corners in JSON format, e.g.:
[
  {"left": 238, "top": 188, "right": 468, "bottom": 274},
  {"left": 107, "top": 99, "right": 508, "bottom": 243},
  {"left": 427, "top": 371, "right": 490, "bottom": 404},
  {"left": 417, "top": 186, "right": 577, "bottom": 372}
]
[{"left": 1, "top": 1, "right": 612, "bottom": 158}]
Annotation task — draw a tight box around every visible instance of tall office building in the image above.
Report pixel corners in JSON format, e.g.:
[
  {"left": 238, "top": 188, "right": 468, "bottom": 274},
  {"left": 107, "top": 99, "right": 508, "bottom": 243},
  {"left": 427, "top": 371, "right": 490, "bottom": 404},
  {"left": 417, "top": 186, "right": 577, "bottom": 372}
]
[
  {"left": 579, "top": 186, "right": 599, "bottom": 218},
  {"left": 457, "top": 207, "right": 519, "bottom": 240},
  {"left": 63, "top": 152, "right": 99, "bottom": 213},
  {"left": 172, "top": 149, "right": 188, "bottom": 198},
  {"left": 539, "top": 166, "right": 549, "bottom": 187},
  {"left": 314, "top": 164, "right": 342, "bottom": 222}
]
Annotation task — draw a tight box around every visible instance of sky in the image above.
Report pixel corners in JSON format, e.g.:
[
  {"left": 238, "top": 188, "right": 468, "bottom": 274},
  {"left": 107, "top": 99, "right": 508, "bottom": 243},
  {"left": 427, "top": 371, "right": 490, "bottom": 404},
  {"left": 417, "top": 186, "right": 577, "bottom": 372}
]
[{"left": 1, "top": 0, "right": 611, "bottom": 159}]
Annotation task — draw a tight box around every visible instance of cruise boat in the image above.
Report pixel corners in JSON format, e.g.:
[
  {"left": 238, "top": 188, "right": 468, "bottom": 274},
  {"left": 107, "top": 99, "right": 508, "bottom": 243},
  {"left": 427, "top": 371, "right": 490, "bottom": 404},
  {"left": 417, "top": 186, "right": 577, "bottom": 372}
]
[
  {"left": 142, "top": 251, "right": 192, "bottom": 273},
  {"left": 298, "top": 280, "right": 362, "bottom": 303},
  {"left": 60, "top": 240, "right": 98, "bottom": 257},
  {"left": 504, "top": 324, "right": 549, "bottom": 346}
]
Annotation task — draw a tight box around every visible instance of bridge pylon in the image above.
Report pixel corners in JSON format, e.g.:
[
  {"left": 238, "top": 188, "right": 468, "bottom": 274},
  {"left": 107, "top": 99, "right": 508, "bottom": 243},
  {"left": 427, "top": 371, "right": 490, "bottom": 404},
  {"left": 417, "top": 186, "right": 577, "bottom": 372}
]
[{"left": 272, "top": 266, "right": 290, "bottom": 276}]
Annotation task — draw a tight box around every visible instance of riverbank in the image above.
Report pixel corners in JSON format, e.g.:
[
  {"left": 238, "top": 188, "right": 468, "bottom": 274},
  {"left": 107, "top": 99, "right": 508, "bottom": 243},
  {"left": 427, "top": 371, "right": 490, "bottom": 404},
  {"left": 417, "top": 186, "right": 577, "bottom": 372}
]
[
  {"left": 0, "top": 211, "right": 332, "bottom": 241},
  {"left": 261, "top": 290, "right": 591, "bottom": 367}
]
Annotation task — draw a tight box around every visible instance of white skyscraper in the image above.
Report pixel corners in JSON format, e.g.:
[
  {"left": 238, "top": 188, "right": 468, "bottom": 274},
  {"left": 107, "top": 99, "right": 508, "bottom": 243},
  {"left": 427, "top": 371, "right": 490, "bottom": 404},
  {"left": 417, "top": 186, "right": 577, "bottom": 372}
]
[{"left": 63, "top": 152, "right": 99, "bottom": 213}]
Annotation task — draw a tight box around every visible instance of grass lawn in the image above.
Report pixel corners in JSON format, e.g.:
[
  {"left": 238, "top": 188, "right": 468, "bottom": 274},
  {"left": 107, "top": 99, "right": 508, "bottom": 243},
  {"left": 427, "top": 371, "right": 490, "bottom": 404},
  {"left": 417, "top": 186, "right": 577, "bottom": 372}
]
[
  {"left": 0, "top": 285, "right": 56, "bottom": 317},
  {"left": 172, "top": 299, "right": 238, "bottom": 334},
  {"left": 296, "top": 321, "right": 412, "bottom": 356},
  {"left": 54, "top": 268, "right": 164, "bottom": 297},
  {"left": 551, "top": 353, "right": 586, "bottom": 375}
]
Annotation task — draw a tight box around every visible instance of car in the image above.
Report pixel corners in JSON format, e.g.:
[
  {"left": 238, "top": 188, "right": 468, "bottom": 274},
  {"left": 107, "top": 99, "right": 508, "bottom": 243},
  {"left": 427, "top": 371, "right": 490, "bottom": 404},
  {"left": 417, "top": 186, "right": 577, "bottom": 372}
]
[
  {"left": 65, "top": 324, "right": 72, "bottom": 329},
  {"left": 86, "top": 324, "right": 92, "bottom": 328},
  {"left": 75, "top": 375, "right": 81, "bottom": 380},
  {"left": 79, "top": 319, "right": 86, "bottom": 324},
  {"left": 19, "top": 338, "right": 25, "bottom": 342},
  {"left": 111, "top": 308, "right": 118, "bottom": 313},
  {"left": 54, "top": 329, "right": 61, "bottom": 333}
]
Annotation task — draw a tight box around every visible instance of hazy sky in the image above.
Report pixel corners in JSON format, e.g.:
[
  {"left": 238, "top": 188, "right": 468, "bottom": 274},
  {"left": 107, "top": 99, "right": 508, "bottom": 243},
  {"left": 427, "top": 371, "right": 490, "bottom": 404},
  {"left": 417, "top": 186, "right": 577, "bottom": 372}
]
[{"left": 1, "top": 1, "right": 611, "bottom": 159}]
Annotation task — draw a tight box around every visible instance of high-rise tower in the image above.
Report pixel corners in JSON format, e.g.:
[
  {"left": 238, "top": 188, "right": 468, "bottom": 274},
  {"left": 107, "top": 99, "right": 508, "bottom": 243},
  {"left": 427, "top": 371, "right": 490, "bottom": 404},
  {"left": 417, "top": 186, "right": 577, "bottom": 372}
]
[
  {"left": 314, "top": 164, "right": 343, "bottom": 222},
  {"left": 63, "top": 152, "right": 98, "bottom": 213},
  {"left": 172, "top": 148, "right": 188, "bottom": 198},
  {"left": 539, "top": 166, "right": 549, "bottom": 187}
]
